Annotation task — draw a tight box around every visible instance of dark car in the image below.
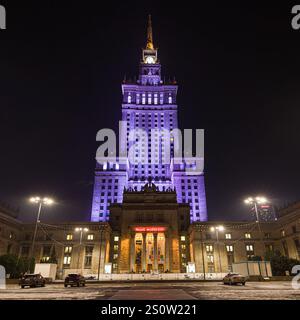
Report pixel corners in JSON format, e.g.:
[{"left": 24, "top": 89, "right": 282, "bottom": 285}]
[
  {"left": 64, "top": 274, "right": 86, "bottom": 287},
  {"left": 20, "top": 274, "right": 46, "bottom": 288},
  {"left": 223, "top": 273, "right": 246, "bottom": 285}
]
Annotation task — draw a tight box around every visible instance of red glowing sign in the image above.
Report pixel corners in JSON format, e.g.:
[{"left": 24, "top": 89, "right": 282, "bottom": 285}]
[{"left": 134, "top": 226, "right": 166, "bottom": 232}]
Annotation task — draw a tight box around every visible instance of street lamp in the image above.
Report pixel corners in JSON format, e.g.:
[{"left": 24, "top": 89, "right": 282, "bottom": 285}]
[
  {"left": 210, "top": 225, "right": 224, "bottom": 277},
  {"left": 244, "top": 196, "right": 268, "bottom": 255},
  {"left": 75, "top": 227, "right": 89, "bottom": 274},
  {"left": 244, "top": 196, "right": 268, "bottom": 222},
  {"left": 29, "top": 196, "right": 54, "bottom": 260}
]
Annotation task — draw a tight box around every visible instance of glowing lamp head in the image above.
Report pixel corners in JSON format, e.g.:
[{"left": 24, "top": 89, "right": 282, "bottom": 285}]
[
  {"left": 217, "top": 225, "right": 225, "bottom": 232},
  {"left": 43, "top": 197, "right": 54, "bottom": 205}
]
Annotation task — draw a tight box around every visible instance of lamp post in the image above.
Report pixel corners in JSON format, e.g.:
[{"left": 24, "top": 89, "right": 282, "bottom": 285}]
[
  {"left": 97, "top": 227, "right": 104, "bottom": 280},
  {"left": 210, "top": 225, "right": 224, "bottom": 277},
  {"left": 29, "top": 197, "right": 54, "bottom": 262},
  {"left": 75, "top": 227, "right": 89, "bottom": 274},
  {"left": 244, "top": 196, "right": 268, "bottom": 253}
]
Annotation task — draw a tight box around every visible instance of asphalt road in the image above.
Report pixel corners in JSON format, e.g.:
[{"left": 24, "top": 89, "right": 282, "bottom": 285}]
[{"left": 0, "top": 281, "right": 299, "bottom": 300}]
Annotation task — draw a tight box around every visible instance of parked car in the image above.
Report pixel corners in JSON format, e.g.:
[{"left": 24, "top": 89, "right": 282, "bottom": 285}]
[
  {"left": 223, "top": 273, "right": 246, "bottom": 285},
  {"left": 20, "top": 274, "right": 46, "bottom": 288},
  {"left": 64, "top": 274, "right": 86, "bottom": 287}
]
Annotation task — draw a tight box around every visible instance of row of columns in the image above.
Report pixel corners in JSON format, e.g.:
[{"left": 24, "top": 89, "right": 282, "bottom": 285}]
[{"left": 130, "top": 232, "right": 170, "bottom": 273}]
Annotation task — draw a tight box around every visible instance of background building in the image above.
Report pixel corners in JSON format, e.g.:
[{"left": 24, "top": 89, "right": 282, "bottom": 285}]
[{"left": 1, "top": 200, "right": 300, "bottom": 278}]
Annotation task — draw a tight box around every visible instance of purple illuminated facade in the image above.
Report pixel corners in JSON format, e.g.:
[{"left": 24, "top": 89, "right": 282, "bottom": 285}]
[{"left": 91, "top": 16, "right": 207, "bottom": 222}]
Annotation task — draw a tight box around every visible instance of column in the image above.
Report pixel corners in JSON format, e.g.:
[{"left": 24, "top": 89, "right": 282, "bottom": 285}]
[
  {"left": 142, "top": 233, "right": 147, "bottom": 272},
  {"left": 165, "top": 232, "right": 170, "bottom": 272},
  {"left": 153, "top": 233, "right": 158, "bottom": 272},
  {"left": 129, "top": 233, "right": 135, "bottom": 273}
]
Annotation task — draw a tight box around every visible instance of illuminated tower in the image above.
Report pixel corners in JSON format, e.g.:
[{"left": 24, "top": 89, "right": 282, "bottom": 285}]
[{"left": 91, "top": 15, "right": 207, "bottom": 222}]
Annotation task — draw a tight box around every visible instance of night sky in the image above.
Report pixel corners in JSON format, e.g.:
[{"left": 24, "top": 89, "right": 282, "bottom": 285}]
[{"left": 0, "top": 1, "right": 299, "bottom": 222}]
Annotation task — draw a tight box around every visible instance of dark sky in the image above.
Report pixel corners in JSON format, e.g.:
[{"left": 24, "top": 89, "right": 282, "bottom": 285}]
[{"left": 0, "top": 1, "right": 299, "bottom": 222}]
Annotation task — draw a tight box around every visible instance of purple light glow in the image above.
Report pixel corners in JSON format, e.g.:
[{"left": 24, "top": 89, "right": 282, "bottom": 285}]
[{"left": 91, "top": 38, "right": 207, "bottom": 223}]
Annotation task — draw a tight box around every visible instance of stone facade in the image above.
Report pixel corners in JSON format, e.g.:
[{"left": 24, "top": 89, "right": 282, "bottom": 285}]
[
  {"left": 109, "top": 183, "right": 190, "bottom": 273},
  {"left": 0, "top": 201, "right": 299, "bottom": 279}
]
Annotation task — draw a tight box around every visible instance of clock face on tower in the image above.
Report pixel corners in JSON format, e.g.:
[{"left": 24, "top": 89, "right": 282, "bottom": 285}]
[{"left": 145, "top": 56, "right": 155, "bottom": 64}]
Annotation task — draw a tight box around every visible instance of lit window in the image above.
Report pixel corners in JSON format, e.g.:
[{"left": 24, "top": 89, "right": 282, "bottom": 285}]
[
  {"left": 142, "top": 93, "right": 146, "bottom": 104},
  {"left": 148, "top": 93, "right": 152, "bottom": 104},
  {"left": 246, "top": 244, "right": 254, "bottom": 252},
  {"left": 127, "top": 93, "right": 132, "bottom": 104},
  {"left": 207, "top": 254, "right": 214, "bottom": 263},
  {"left": 87, "top": 234, "right": 94, "bottom": 240},
  {"left": 114, "top": 245, "right": 119, "bottom": 251},
  {"left": 168, "top": 95, "right": 172, "bottom": 104},
  {"left": 281, "top": 230, "right": 285, "bottom": 237},
  {"left": 245, "top": 233, "right": 251, "bottom": 239},
  {"left": 225, "top": 233, "right": 232, "bottom": 239},
  {"left": 154, "top": 93, "right": 158, "bottom": 104},
  {"left": 226, "top": 245, "right": 234, "bottom": 252},
  {"left": 181, "top": 236, "right": 186, "bottom": 241},
  {"left": 206, "top": 245, "right": 213, "bottom": 253},
  {"left": 63, "top": 256, "right": 71, "bottom": 265},
  {"left": 64, "top": 246, "right": 72, "bottom": 253},
  {"left": 66, "top": 234, "right": 73, "bottom": 241}
]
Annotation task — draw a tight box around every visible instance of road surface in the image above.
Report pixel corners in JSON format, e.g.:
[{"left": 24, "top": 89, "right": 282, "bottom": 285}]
[{"left": 0, "top": 281, "right": 299, "bottom": 300}]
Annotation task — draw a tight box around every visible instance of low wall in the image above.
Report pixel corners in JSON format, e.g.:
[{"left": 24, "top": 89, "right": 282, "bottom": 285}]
[{"left": 92, "top": 273, "right": 228, "bottom": 281}]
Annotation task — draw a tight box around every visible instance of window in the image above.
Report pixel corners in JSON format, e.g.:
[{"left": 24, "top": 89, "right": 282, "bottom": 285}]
[
  {"left": 127, "top": 93, "right": 131, "bottom": 104},
  {"left": 84, "top": 246, "right": 94, "bottom": 268},
  {"left": 292, "top": 225, "right": 297, "bottom": 234},
  {"left": 225, "top": 233, "right": 232, "bottom": 239},
  {"left": 206, "top": 245, "right": 213, "bottom": 253},
  {"left": 245, "top": 233, "right": 251, "bottom": 239},
  {"left": 226, "top": 245, "right": 234, "bottom": 252},
  {"left": 21, "top": 246, "right": 29, "bottom": 256},
  {"left": 87, "top": 234, "right": 94, "bottom": 241},
  {"left": 281, "top": 229, "right": 286, "bottom": 237},
  {"left": 265, "top": 244, "right": 274, "bottom": 252},
  {"left": 207, "top": 254, "right": 214, "bottom": 263},
  {"left": 64, "top": 246, "right": 72, "bottom": 254},
  {"left": 246, "top": 244, "right": 254, "bottom": 252},
  {"left": 66, "top": 234, "right": 73, "bottom": 241},
  {"left": 168, "top": 95, "right": 172, "bottom": 104},
  {"left": 63, "top": 256, "right": 71, "bottom": 266},
  {"left": 41, "top": 245, "right": 51, "bottom": 262},
  {"left": 180, "top": 236, "right": 186, "bottom": 241}
]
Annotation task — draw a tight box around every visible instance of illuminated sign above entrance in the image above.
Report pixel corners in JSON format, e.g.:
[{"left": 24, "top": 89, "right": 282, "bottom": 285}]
[{"left": 134, "top": 226, "right": 166, "bottom": 232}]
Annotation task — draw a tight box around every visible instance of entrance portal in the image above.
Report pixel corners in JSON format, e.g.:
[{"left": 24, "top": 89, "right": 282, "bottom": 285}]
[{"left": 134, "top": 232, "right": 165, "bottom": 273}]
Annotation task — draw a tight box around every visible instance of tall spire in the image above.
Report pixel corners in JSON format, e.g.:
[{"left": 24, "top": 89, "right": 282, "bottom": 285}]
[{"left": 146, "top": 14, "right": 154, "bottom": 50}]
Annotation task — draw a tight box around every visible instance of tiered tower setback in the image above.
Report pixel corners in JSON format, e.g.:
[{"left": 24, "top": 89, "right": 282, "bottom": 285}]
[{"left": 91, "top": 16, "right": 207, "bottom": 222}]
